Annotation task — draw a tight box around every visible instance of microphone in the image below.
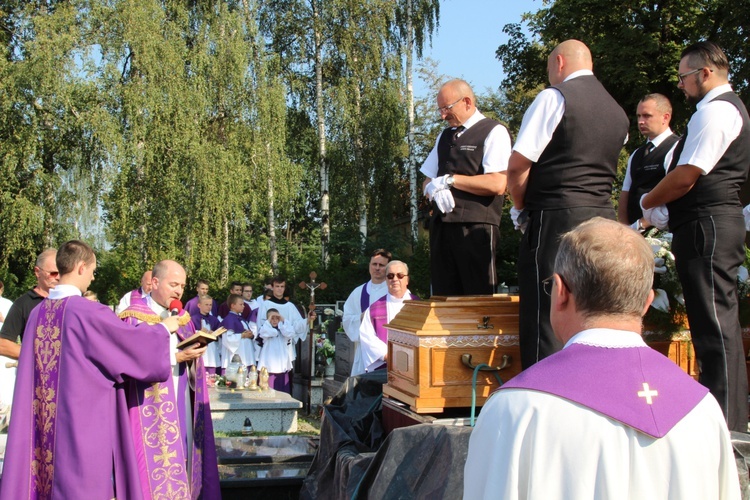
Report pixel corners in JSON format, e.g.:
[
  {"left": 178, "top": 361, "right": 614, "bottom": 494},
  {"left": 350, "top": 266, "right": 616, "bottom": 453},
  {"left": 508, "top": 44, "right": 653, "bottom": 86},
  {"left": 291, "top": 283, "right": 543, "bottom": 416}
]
[{"left": 169, "top": 299, "right": 183, "bottom": 316}]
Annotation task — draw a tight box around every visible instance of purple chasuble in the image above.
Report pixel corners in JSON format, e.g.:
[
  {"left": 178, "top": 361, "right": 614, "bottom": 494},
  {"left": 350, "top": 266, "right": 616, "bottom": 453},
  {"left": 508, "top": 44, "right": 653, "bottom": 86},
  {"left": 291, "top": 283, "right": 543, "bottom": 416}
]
[
  {"left": 0, "top": 296, "right": 173, "bottom": 500},
  {"left": 501, "top": 343, "right": 709, "bottom": 438},
  {"left": 119, "top": 302, "right": 221, "bottom": 500},
  {"left": 368, "top": 293, "right": 420, "bottom": 343}
]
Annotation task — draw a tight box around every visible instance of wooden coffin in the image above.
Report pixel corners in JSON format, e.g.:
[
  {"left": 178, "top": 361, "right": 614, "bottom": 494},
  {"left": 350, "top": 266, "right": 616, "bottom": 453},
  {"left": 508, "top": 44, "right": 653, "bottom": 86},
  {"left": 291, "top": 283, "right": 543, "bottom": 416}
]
[{"left": 383, "top": 295, "right": 521, "bottom": 413}]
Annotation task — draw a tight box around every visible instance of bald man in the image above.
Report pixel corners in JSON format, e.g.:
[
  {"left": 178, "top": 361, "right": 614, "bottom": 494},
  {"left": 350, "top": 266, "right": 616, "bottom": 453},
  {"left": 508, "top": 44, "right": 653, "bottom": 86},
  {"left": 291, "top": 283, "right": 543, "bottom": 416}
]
[
  {"left": 420, "top": 79, "right": 512, "bottom": 296},
  {"left": 115, "top": 270, "right": 153, "bottom": 314},
  {"left": 118, "top": 260, "right": 220, "bottom": 498},
  {"left": 508, "top": 40, "right": 628, "bottom": 368},
  {"left": 464, "top": 219, "right": 739, "bottom": 499}
]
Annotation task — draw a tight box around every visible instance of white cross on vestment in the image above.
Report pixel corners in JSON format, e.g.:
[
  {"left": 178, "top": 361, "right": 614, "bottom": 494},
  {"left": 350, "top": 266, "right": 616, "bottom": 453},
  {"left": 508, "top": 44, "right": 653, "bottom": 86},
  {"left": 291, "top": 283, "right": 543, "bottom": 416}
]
[{"left": 637, "top": 382, "right": 658, "bottom": 404}]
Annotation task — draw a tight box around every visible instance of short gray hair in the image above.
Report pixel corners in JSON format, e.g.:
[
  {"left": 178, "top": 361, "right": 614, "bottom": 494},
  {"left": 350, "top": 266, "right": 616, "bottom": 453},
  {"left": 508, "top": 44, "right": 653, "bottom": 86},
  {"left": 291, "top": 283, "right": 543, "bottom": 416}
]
[
  {"left": 554, "top": 218, "right": 654, "bottom": 320},
  {"left": 386, "top": 260, "right": 409, "bottom": 275}
]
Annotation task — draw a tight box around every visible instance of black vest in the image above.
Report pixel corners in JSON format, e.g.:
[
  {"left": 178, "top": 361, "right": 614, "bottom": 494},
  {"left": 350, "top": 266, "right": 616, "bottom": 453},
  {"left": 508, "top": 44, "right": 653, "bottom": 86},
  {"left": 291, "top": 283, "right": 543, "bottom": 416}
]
[
  {"left": 524, "top": 75, "right": 629, "bottom": 211},
  {"left": 626, "top": 134, "right": 680, "bottom": 223},
  {"left": 666, "top": 92, "right": 750, "bottom": 230},
  {"left": 435, "top": 117, "right": 505, "bottom": 225}
]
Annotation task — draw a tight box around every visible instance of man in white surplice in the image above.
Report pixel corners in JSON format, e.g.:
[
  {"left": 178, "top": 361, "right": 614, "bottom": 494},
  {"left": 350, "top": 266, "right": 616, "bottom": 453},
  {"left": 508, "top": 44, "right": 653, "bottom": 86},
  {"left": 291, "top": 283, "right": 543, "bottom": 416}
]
[
  {"left": 464, "top": 218, "right": 739, "bottom": 500},
  {"left": 342, "top": 249, "right": 391, "bottom": 375}
]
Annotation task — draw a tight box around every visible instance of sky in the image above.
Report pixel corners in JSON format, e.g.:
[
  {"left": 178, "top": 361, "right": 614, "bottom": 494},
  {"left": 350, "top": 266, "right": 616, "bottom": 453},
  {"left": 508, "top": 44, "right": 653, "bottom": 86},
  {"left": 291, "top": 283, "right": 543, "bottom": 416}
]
[{"left": 414, "top": 0, "right": 542, "bottom": 99}]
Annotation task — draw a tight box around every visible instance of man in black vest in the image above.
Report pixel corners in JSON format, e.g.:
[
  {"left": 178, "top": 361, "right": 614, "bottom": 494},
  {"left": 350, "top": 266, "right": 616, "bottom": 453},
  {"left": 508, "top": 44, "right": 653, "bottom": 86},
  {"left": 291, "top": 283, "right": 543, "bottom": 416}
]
[
  {"left": 508, "top": 39, "right": 628, "bottom": 369},
  {"left": 642, "top": 41, "right": 750, "bottom": 432},
  {"left": 618, "top": 94, "right": 680, "bottom": 228},
  {"left": 420, "top": 79, "right": 511, "bottom": 296}
]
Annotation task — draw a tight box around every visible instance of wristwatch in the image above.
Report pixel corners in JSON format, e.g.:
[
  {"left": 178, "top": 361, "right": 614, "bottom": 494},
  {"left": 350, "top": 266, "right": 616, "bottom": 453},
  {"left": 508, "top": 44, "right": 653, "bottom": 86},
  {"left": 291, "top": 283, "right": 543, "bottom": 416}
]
[{"left": 446, "top": 175, "right": 455, "bottom": 188}]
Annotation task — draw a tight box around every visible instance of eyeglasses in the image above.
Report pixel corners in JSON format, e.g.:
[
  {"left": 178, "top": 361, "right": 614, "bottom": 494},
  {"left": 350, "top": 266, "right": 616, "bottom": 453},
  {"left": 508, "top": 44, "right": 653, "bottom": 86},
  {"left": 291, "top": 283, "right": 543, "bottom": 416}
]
[
  {"left": 542, "top": 274, "right": 569, "bottom": 296},
  {"left": 678, "top": 67, "right": 703, "bottom": 84},
  {"left": 437, "top": 97, "right": 464, "bottom": 115},
  {"left": 39, "top": 268, "right": 59, "bottom": 278},
  {"left": 386, "top": 273, "right": 408, "bottom": 280}
]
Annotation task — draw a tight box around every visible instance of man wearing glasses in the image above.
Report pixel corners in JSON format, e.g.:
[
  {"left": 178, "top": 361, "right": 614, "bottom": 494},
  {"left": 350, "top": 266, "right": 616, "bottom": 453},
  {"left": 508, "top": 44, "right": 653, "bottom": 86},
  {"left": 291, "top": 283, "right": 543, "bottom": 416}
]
[
  {"left": 641, "top": 41, "right": 750, "bottom": 432},
  {"left": 359, "top": 261, "right": 419, "bottom": 372},
  {"left": 507, "top": 39, "right": 628, "bottom": 370},
  {"left": 420, "top": 79, "right": 511, "bottom": 296},
  {"left": 0, "top": 248, "right": 59, "bottom": 360},
  {"left": 465, "top": 218, "right": 738, "bottom": 499}
]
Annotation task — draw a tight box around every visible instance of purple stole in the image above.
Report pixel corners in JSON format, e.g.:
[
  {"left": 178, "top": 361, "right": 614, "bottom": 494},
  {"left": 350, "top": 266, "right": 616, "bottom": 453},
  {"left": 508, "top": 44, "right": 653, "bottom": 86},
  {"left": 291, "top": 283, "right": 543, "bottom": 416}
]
[
  {"left": 369, "top": 293, "right": 419, "bottom": 344},
  {"left": 119, "top": 303, "right": 221, "bottom": 499},
  {"left": 501, "top": 343, "right": 709, "bottom": 438},
  {"left": 130, "top": 287, "right": 144, "bottom": 303},
  {"left": 359, "top": 283, "right": 370, "bottom": 312},
  {"left": 29, "top": 298, "right": 67, "bottom": 496}
]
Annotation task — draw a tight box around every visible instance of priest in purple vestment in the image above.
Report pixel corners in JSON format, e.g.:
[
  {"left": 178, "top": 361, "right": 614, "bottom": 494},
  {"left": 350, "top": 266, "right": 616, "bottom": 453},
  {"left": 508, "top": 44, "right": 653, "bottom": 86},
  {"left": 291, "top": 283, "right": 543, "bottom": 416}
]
[
  {"left": 464, "top": 218, "right": 739, "bottom": 499},
  {"left": 119, "top": 260, "right": 221, "bottom": 500},
  {"left": 0, "top": 240, "right": 183, "bottom": 500},
  {"left": 115, "top": 270, "right": 153, "bottom": 314},
  {"left": 359, "top": 260, "right": 419, "bottom": 372}
]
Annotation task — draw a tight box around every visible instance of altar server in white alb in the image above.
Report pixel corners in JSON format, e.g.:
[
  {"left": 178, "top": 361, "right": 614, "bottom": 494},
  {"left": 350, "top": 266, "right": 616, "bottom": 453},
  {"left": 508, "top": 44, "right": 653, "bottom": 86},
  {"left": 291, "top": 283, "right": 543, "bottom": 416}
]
[
  {"left": 256, "top": 276, "right": 314, "bottom": 386},
  {"left": 220, "top": 294, "right": 258, "bottom": 370},
  {"left": 342, "top": 248, "right": 391, "bottom": 376},
  {"left": 359, "top": 261, "right": 419, "bottom": 372},
  {"left": 464, "top": 218, "right": 739, "bottom": 500}
]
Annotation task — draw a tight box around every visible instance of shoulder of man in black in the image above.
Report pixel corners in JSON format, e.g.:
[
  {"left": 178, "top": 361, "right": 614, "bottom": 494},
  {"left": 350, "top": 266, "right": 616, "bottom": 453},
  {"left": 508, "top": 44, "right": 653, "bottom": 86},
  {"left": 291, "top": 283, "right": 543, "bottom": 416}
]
[{"left": 0, "top": 289, "right": 45, "bottom": 342}]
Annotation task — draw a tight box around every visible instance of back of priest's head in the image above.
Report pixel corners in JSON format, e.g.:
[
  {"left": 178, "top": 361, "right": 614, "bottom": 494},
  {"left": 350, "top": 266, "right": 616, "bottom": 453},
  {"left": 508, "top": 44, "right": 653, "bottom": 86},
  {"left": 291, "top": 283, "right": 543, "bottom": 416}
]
[
  {"left": 554, "top": 217, "right": 654, "bottom": 320},
  {"left": 57, "top": 240, "right": 95, "bottom": 275}
]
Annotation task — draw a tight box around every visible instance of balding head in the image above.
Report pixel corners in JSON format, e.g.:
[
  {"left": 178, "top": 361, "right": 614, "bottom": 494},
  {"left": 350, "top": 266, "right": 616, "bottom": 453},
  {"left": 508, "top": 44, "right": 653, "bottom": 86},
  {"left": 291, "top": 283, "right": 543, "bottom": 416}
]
[
  {"left": 437, "top": 79, "right": 477, "bottom": 127},
  {"left": 547, "top": 39, "right": 593, "bottom": 85},
  {"left": 150, "top": 260, "right": 187, "bottom": 308},
  {"left": 141, "top": 270, "right": 153, "bottom": 293}
]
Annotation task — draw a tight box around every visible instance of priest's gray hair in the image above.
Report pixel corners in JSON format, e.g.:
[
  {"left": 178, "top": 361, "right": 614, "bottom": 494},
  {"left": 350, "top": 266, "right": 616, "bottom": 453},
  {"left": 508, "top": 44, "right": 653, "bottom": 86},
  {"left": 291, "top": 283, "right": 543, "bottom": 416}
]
[
  {"left": 554, "top": 218, "right": 654, "bottom": 318},
  {"left": 385, "top": 260, "right": 408, "bottom": 275}
]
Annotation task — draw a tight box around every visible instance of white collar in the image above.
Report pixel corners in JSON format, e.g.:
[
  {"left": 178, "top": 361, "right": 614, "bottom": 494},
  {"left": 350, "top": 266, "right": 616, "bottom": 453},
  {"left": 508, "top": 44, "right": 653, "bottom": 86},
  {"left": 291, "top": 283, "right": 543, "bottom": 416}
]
[
  {"left": 564, "top": 328, "right": 646, "bottom": 349},
  {"left": 563, "top": 69, "right": 594, "bottom": 82},
  {"left": 461, "top": 109, "right": 486, "bottom": 130},
  {"left": 386, "top": 290, "right": 412, "bottom": 304},
  {"left": 648, "top": 127, "right": 675, "bottom": 148},
  {"left": 48, "top": 284, "right": 82, "bottom": 300},
  {"left": 145, "top": 294, "right": 167, "bottom": 315},
  {"left": 697, "top": 83, "right": 733, "bottom": 109}
]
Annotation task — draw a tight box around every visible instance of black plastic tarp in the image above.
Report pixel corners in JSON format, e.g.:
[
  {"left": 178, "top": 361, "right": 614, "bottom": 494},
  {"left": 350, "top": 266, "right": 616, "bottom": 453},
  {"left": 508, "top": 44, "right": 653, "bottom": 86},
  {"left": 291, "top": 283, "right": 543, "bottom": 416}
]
[{"left": 300, "top": 372, "right": 470, "bottom": 500}]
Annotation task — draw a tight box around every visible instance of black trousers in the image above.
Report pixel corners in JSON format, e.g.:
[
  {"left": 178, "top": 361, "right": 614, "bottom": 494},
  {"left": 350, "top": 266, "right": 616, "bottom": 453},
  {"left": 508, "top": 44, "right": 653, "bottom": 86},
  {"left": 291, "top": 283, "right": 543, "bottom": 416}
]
[
  {"left": 429, "top": 218, "right": 499, "bottom": 296},
  {"left": 518, "top": 207, "right": 615, "bottom": 369},
  {"left": 672, "top": 215, "right": 748, "bottom": 432}
]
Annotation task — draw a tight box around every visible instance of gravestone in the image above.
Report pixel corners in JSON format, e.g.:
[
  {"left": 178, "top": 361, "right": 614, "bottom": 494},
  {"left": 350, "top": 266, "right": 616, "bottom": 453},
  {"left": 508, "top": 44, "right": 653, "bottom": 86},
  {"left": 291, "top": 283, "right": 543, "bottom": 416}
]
[{"left": 334, "top": 332, "right": 354, "bottom": 382}]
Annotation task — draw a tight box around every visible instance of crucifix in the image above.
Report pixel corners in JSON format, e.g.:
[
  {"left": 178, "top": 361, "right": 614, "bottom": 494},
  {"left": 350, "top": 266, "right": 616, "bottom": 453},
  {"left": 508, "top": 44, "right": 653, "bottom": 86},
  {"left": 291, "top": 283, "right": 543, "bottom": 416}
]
[{"left": 299, "top": 271, "right": 327, "bottom": 413}]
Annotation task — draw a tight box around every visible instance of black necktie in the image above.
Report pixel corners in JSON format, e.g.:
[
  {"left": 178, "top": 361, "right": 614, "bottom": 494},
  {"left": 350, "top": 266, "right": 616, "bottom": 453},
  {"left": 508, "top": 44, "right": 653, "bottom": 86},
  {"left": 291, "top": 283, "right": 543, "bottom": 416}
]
[
  {"left": 645, "top": 142, "right": 655, "bottom": 155},
  {"left": 453, "top": 125, "right": 465, "bottom": 142}
]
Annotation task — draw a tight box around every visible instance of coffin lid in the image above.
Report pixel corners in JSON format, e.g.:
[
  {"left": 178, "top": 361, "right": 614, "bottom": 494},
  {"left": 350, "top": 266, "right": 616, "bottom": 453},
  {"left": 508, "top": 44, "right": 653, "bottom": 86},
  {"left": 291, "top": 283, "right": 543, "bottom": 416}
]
[{"left": 385, "top": 294, "right": 519, "bottom": 336}]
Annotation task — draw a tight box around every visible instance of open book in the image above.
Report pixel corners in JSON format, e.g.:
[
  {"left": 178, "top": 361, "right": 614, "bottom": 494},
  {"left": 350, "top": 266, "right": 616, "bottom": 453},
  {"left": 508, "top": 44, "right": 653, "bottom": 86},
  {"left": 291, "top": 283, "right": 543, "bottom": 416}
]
[{"left": 176, "top": 327, "right": 227, "bottom": 350}]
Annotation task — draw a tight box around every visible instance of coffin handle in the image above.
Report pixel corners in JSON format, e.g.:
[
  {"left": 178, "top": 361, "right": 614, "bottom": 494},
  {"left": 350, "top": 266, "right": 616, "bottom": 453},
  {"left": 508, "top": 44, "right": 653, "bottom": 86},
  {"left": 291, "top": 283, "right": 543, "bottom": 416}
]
[{"left": 461, "top": 353, "right": 511, "bottom": 372}]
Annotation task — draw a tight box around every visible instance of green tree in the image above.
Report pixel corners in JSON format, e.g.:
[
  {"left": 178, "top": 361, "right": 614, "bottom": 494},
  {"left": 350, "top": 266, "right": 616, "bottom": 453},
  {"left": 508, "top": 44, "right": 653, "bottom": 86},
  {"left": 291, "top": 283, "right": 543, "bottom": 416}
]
[{"left": 495, "top": 0, "right": 750, "bottom": 145}]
